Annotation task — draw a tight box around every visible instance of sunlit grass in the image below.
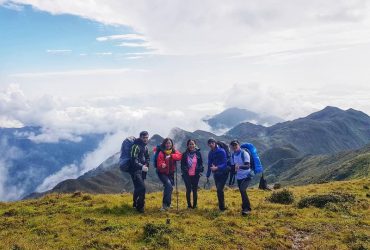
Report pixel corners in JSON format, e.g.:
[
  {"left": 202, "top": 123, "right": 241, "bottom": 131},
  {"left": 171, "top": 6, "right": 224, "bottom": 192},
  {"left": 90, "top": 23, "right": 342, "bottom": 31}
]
[{"left": 0, "top": 178, "right": 369, "bottom": 249}]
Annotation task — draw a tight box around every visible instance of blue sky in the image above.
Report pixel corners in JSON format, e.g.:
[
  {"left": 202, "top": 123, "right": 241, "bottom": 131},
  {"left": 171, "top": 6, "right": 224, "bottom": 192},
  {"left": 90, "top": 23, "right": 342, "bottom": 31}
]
[{"left": 0, "top": 4, "right": 150, "bottom": 74}]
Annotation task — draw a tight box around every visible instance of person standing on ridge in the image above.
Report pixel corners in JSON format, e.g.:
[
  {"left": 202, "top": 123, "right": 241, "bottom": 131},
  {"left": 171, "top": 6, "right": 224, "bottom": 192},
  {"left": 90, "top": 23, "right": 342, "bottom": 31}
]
[
  {"left": 230, "top": 139, "right": 254, "bottom": 216},
  {"left": 206, "top": 138, "right": 229, "bottom": 211},
  {"left": 129, "top": 131, "right": 150, "bottom": 213},
  {"left": 156, "top": 138, "right": 182, "bottom": 211},
  {"left": 181, "top": 139, "right": 204, "bottom": 209}
]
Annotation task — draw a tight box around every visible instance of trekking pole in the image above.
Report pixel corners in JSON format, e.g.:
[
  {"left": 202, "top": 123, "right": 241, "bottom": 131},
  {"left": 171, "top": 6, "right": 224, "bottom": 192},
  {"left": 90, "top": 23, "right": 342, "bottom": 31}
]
[{"left": 176, "top": 163, "right": 179, "bottom": 212}]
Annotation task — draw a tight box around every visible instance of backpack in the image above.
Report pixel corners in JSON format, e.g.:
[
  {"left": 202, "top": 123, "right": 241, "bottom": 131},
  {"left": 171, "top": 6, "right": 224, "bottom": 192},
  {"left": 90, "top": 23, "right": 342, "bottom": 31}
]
[
  {"left": 119, "top": 136, "right": 136, "bottom": 172},
  {"left": 240, "top": 143, "right": 263, "bottom": 174},
  {"left": 153, "top": 145, "right": 162, "bottom": 169},
  {"left": 216, "top": 141, "right": 231, "bottom": 166}
]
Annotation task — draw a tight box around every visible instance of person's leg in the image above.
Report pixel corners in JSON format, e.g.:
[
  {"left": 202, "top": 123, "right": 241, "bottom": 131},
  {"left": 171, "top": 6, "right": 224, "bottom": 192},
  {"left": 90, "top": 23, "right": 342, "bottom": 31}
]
[
  {"left": 183, "top": 174, "right": 192, "bottom": 208},
  {"left": 133, "top": 171, "right": 146, "bottom": 212},
  {"left": 237, "top": 177, "right": 252, "bottom": 213},
  {"left": 158, "top": 173, "right": 173, "bottom": 208},
  {"left": 191, "top": 175, "right": 200, "bottom": 208},
  {"left": 130, "top": 173, "right": 138, "bottom": 208},
  {"left": 215, "top": 173, "right": 228, "bottom": 210}
]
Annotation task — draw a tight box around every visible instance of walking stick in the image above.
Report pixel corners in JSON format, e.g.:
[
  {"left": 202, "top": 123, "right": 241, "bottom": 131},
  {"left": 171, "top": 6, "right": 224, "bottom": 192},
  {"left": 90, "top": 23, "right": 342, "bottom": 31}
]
[{"left": 175, "top": 163, "right": 179, "bottom": 212}]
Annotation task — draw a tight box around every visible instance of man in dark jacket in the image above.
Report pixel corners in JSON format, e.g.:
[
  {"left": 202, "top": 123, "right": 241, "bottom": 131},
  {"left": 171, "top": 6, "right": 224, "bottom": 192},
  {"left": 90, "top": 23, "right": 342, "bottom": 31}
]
[
  {"left": 130, "top": 131, "right": 150, "bottom": 213},
  {"left": 206, "top": 138, "right": 229, "bottom": 211}
]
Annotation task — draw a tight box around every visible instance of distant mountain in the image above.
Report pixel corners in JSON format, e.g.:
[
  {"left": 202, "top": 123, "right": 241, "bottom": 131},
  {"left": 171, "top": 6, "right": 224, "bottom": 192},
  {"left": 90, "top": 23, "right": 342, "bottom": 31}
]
[
  {"left": 203, "top": 107, "right": 284, "bottom": 130},
  {"left": 227, "top": 106, "right": 370, "bottom": 155},
  {"left": 25, "top": 106, "right": 370, "bottom": 198},
  {"left": 265, "top": 144, "right": 370, "bottom": 185},
  {"left": 0, "top": 126, "right": 104, "bottom": 201}
]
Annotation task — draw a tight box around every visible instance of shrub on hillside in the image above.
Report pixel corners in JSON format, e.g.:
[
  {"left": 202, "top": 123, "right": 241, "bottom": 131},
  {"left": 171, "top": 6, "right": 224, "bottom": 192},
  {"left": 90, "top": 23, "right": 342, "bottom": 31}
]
[
  {"left": 142, "top": 223, "right": 172, "bottom": 247},
  {"left": 267, "top": 189, "right": 294, "bottom": 204},
  {"left": 298, "top": 192, "right": 355, "bottom": 208}
]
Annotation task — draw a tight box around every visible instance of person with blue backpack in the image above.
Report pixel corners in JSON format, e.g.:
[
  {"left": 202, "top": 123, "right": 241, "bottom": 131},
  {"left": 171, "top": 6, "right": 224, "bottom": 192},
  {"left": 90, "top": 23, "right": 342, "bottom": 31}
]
[
  {"left": 230, "top": 139, "right": 254, "bottom": 216},
  {"left": 206, "top": 138, "right": 229, "bottom": 211},
  {"left": 119, "top": 131, "right": 150, "bottom": 213}
]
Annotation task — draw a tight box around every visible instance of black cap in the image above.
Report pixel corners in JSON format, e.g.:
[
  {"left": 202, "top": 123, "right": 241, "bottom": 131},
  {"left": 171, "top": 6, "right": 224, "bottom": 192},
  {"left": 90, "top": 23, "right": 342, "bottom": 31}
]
[{"left": 230, "top": 139, "right": 240, "bottom": 146}]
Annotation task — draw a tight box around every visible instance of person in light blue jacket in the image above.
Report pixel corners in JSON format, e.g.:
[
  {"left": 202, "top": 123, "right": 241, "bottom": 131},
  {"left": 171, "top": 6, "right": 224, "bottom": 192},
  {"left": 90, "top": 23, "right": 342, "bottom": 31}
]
[{"left": 230, "top": 139, "right": 254, "bottom": 216}]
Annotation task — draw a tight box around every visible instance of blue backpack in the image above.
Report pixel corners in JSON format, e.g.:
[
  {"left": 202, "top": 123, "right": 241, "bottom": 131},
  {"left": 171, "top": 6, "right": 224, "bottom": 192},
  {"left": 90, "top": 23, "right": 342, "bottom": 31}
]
[
  {"left": 119, "top": 136, "right": 136, "bottom": 172},
  {"left": 153, "top": 145, "right": 162, "bottom": 169},
  {"left": 240, "top": 143, "right": 263, "bottom": 174}
]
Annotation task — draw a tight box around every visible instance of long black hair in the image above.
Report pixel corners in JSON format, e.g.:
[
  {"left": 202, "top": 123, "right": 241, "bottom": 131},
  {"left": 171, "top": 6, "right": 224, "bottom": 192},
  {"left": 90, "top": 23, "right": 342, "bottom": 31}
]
[{"left": 161, "top": 137, "right": 174, "bottom": 151}]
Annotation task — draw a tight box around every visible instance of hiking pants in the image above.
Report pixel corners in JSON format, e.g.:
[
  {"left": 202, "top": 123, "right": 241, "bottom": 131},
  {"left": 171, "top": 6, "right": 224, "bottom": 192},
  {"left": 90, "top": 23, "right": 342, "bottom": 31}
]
[
  {"left": 237, "top": 177, "right": 252, "bottom": 211},
  {"left": 214, "top": 172, "right": 229, "bottom": 210},
  {"left": 157, "top": 172, "right": 174, "bottom": 207},
  {"left": 182, "top": 174, "right": 200, "bottom": 208},
  {"left": 131, "top": 170, "right": 146, "bottom": 210}
]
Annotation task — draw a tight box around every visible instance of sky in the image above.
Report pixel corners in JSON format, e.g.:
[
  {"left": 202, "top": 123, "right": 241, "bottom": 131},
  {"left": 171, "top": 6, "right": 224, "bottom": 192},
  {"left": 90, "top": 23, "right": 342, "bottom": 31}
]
[
  {"left": 1, "top": 1, "right": 370, "bottom": 199},
  {"left": 1, "top": 0, "right": 370, "bottom": 133}
]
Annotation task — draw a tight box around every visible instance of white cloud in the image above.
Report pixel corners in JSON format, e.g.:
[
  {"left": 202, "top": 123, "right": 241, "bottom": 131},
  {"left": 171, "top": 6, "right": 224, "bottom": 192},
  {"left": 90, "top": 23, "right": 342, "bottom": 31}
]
[
  {"left": 10, "top": 68, "right": 139, "bottom": 77},
  {"left": 94, "top": 52, "right": 112, "bottom": 56},
  {"left": 36, "top": 164, "right": 80, "bottom": 192},
  {"left": 96, "top": 33, "right": 146, "bottom": 42},
  {"left": 46, "top": 49, "right": 72, "bottom": 54}
]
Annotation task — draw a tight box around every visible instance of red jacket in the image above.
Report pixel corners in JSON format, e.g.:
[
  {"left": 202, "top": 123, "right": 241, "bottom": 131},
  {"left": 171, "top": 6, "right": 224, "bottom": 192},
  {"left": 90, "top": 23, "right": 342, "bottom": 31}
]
[{"left": 157, "top": 150, "right": 182, "bottom": 175}]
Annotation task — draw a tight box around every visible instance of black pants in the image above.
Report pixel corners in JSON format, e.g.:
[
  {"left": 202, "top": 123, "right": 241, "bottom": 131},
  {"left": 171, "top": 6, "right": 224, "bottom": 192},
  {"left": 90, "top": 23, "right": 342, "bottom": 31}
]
[
  {"left": 237, "top": 177, "right": 252, "bottom": 211},
  {"left": 131, "top": 171, "right": 146, "bottom": 210},
  {"left": 182, "top": 174, "right": 200, "bottom": 208},
  {"left": 157, "top": 172, "right": 174, "bottom": 207},
  {"left": 214, "top": 172, "right": 229, "bottom": 210}
]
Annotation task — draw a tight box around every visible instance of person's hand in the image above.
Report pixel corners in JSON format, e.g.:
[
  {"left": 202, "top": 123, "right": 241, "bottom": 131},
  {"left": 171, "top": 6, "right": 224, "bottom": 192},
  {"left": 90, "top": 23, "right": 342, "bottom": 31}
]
[
  {"left": 166, "top": 155, "right": 171, "bottom": 159},
  {"left": 142, "top": 165, "right": 149, "bottom": 172},
  {"left": 235, "top": 164, "right": 240, "bottom": 172},
  {"left": 210, "top": 164, "right": 218, "bottom": 172},
  {"left": 161, "top": 163, "right": 166, "bottom": 168}
]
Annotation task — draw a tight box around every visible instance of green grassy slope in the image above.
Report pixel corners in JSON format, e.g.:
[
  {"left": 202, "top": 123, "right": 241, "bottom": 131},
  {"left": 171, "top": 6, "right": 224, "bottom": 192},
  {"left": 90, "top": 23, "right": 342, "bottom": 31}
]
[
  {"left": 1, "top": 179, "right": 369, "bottom": 249},
  {"left": 266, "top": 145, "right": 370, "bottom": 186}
]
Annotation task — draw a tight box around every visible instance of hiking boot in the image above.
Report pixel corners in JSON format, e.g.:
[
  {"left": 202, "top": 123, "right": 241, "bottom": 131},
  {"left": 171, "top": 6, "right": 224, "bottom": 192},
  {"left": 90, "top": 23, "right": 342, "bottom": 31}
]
[
  {"left": 159, "top": 204, "right": 169, "bottom": 212},
  {"left": 220, "top": 207, "right": 228, "bottom": 212},
  {"left": 241, "top": 210, "right": 251, "bottom": 216},
  {"left": 136, "top": 207, "right": 144, "bottom": 213}
]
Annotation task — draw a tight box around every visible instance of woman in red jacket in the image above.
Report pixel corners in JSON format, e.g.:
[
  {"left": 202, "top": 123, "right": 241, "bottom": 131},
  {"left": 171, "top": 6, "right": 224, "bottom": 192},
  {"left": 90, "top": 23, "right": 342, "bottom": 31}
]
[{"left": 156, "top": 138, "right": 182, "bottom": 211}]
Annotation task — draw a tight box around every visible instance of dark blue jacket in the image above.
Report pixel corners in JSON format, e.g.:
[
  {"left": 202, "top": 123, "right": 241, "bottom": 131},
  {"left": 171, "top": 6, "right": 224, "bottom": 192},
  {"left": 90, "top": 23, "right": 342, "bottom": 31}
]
[{"left": 206, "top": 146, "right": 228, "bottom": 177}]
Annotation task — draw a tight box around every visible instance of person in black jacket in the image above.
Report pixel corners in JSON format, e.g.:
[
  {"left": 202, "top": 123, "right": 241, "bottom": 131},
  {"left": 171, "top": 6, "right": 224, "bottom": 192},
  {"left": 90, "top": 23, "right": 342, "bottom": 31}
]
[
  {"left": 181, "top": 139, "right": 204, "bottom": 209},
  {"left": 130, "top": 131, "right": 150, "bottom": 213}
]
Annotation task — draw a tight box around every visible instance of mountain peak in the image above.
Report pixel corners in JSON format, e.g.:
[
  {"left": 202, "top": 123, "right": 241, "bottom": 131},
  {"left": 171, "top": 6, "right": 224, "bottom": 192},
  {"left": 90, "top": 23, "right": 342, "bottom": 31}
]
[{"left": 306, "top": 106, "right": 344, "bottom": 120}]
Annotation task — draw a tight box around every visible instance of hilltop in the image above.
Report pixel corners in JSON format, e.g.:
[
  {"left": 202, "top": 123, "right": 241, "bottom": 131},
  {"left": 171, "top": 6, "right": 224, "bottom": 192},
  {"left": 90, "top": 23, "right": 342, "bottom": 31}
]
[{"left": 1, "top": 179, "right": 369, "bottom": 249}]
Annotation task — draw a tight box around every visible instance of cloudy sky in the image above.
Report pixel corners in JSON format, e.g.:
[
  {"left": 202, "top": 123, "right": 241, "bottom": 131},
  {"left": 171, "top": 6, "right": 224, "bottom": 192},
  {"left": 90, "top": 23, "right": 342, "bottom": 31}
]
[
  {"left": 1, "top": 0, "right": 370, "bottom": 200},
  {"left": 1, "top": 0, "right": 370, "bottom": 135}
]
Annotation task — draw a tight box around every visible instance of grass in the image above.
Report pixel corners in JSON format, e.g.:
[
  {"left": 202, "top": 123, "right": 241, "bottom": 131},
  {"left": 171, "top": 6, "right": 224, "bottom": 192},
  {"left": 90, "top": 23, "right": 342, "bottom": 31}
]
[{"left": 0, "top": 178, "right": 369, "bottom": 249}]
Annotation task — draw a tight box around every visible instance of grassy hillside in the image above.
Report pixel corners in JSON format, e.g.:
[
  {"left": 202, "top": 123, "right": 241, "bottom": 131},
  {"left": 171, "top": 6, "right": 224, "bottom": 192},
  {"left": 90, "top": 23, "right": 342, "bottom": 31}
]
[
  {"left": 266, "top": 145, "right": 370, "bottom": 185},
  {"left": 1, "top": 179, "right": 369, "bottom": 249}
]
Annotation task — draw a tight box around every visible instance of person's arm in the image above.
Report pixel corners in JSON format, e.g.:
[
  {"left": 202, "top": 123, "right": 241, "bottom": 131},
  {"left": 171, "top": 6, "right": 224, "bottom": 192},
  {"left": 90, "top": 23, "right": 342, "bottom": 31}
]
[
  {"left": 206, "top": 151, "right": 212, "bottom": 178},
  {"left": 216, "top": 149, "right": 227, "bottom": 170},
  {"left": 171, "top": 150, "right": 182, "bottom": 161},
  {"left": 239, "top": 151, "right": 251, "bottom": 170},
  {"left": 198, "top": 152, "right": 204, "bottom": 172},
  {"left": 145, "top": 147, "right": 150, "bottom": 167},
  {"left": 131, "top": 144, "right": 144, "bottom": 169},
  {"left": 157, "top": 151, "right": 166, "bottom": 169},
  {"left": 180, "top": 152, "right": 187, "bottom": 173}
]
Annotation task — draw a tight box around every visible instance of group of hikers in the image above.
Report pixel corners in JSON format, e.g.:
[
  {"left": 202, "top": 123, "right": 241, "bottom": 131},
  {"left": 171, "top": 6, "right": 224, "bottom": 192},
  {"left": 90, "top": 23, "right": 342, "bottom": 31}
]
[{"left": 120, "top": 131, "right": 260, "bottom": 216}]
